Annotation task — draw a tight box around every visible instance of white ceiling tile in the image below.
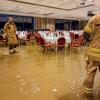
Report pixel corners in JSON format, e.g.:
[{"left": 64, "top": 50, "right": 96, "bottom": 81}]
[{"left": 0, "top": 0, "right": 100, "bottom": 20}]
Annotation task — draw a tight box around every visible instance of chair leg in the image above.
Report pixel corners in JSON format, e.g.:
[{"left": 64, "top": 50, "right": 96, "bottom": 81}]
[
  {"left": 64, "top": 45, "right": 66, "bottom": 54},
  {"left": 18, "top": 39, "right": 21, "bottom": 48},
  {"left": 3, "top": 42, "right": 5, "bottom": 48},
  {"left": 3, "top": 43, "right": 6, "bottom": 51},
  {"left": 56, "top": 47, "right": 58, "bottom": 52},
  {"left": 45, "top": 48, "right": 48, "bottom": 53},
  {"left": 68, "top": 44, "right": 70, "bottom": 50}
]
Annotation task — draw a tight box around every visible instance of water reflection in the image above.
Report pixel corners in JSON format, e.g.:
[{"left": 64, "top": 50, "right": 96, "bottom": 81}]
[{"left": 0, "top": 46, "right": 99, "bottom": 100}]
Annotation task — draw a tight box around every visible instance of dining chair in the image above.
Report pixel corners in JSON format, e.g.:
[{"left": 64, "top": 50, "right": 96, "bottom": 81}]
[
  {"left": 39, "top": 37, "right": 52, "bottom": 52},
  {"left": 0, "top": 35, "right": 6, "bottom": 48},
  {"left": 56, "top": 37, "right": 66, "bottom": 52}
]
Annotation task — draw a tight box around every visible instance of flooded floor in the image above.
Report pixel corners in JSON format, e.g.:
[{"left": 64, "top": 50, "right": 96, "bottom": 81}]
[{"left": 0, "top": 45, "right": 100, "bottom": 100}]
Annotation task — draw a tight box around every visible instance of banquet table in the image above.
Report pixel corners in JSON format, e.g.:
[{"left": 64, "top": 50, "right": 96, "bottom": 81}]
[{"left": 38, "top": 31, "right": 71, "bottom": 46}]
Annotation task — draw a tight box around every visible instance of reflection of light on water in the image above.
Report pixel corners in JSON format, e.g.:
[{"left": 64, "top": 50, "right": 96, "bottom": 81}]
[
  {"left": 21, "top": 82, "right": 26, "bottom": 86},
  {"left": 52, "top": 88, "right": 59, "bottom": 99},
  {"left": 52, "top": 89, "right": 58, "bottom": 92},
  {"left": 67, "top": 80, "right": 71, "bottom": 82},
  {"left": 19, "top": 88, "right": 29, "bottom": 94},
  {"left": 19, "top": 79, "right": 24, "bottom": 82},
  {"left": 5, "top": 97, "right": 8, "bottom": 100},
  {"left": 76, "top": 93, "right": 79, "bottom": 97},
  {"left": 32, "top": 87, "right": 40, "bottom": 94},
  {"left": 19, "top": 88, "right": 24, "bottom": 93},
  {"left": 32, "top": 90, "right": 37, "bottom": 94},
  {"left": 16, "top": 75, "right": 21, "bottom": 79},
  {"left": 32, "top": 83, "right": 40, "bottom": 94},
  {"left": 4, "top": 52, "right": 9, "bottom": 55},
  {"left": 12, "top": 86, "right": 15, "bottom": 89},
  {"left": 52, "top": 88, "right": 58, "bottom": 95},
  {"left": 18, "top": 78, "right": 28, "bottom": 94},
  {"left": 17, "top": 76, "right": 41, "bottom": 95},
  {"left": 37, "top": 88, "right": 40, "bottom": 91}
]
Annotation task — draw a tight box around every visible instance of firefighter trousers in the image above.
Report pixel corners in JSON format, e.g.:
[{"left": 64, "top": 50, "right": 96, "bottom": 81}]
[{"left": 83, "top": 57, "right": 100, "bottom": 93}]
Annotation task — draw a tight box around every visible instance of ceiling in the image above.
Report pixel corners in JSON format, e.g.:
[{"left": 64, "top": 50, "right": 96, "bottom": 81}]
[{"left": 0, "top": 0, "right": 100, "bottom": 20}]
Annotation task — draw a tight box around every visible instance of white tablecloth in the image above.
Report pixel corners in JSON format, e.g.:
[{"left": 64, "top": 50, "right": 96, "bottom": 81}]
[
  {"left": 43, "top": 36, "right": 71, "bottom": 45},
  {"left": 39, "top": 31, "right": 71, "bottom": 44}
]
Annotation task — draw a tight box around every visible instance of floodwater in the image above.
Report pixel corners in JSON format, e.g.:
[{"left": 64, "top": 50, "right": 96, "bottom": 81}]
[{"left": 0, "top": 45, "right": 100, "bottom": 100}]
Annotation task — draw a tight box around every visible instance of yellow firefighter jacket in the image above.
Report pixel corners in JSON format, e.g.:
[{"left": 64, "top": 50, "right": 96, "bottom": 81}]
[
  {"left": 4, "top": 22, "right": 18, "bottom": 45},
  {"left": 84, "top": 13, "right": 100, "bottom": 61}
]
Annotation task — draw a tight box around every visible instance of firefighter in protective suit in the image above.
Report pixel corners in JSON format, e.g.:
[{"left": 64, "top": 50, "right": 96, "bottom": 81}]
[
  {"left": 4, "top": 16, "right": 18, "bottom": 54},
  {"left": 83, "top": 13, "right": 100, "bottom": 95}
]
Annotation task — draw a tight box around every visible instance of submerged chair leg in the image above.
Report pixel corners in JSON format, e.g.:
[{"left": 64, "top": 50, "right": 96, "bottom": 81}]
[
  {"left": 65, "top": 45, "right": 66, "bottom": 54},
  {"left": 56, "top": 47, "right": 58, "bottom": 52}
]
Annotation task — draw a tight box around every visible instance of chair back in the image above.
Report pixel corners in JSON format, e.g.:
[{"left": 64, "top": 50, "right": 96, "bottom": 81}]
[
  {"left": 57, "top": 37, "right": 66, "bottom": 46},
  {"left": 79, "top": 35, "right": 83, "bottom": 43},
  {"left": 26, "top": 33, "right": 31, "bottom": 40},
  {"left": 16, "top": 34, "right": 19, "bottom": 40},
  {"left": 46, "top": 33, "right": 49, "bottom": 36},
  {"left": 70, "top": 32, "right": 74, "bottom": 37},
  {"left": 0, "top": 35, "right": 4, "bottom": 41},
  {"left": 70, "top": 32, "right": 75, "bottom": 41},
  {"left": 75, "top": 34, "right": 79, "bottom": 39},
  {"left": 39, "top": 37, "right": 46, "bottom": 46},
  {"left": 35, "top": 36, "right": 40, "bottom": 44}
]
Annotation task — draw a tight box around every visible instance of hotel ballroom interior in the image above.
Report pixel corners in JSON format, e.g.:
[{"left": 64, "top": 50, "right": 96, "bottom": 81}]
[{"left": 0, "top": 0, "right": 100, "bottom": 100}]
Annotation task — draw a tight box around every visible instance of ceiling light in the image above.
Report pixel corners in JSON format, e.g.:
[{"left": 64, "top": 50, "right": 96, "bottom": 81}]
[
  {"left": 80, "top": 0, "right": 87, "bottom": 5},
  {"left": 80, "top": 0, "right": 95, "bottom": 5},
  {"left": 89, "top": 0, "right": 95, "bottom": 2},
  {"left": 43, "top": 13, "right": 54, "bottom": 16}
]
